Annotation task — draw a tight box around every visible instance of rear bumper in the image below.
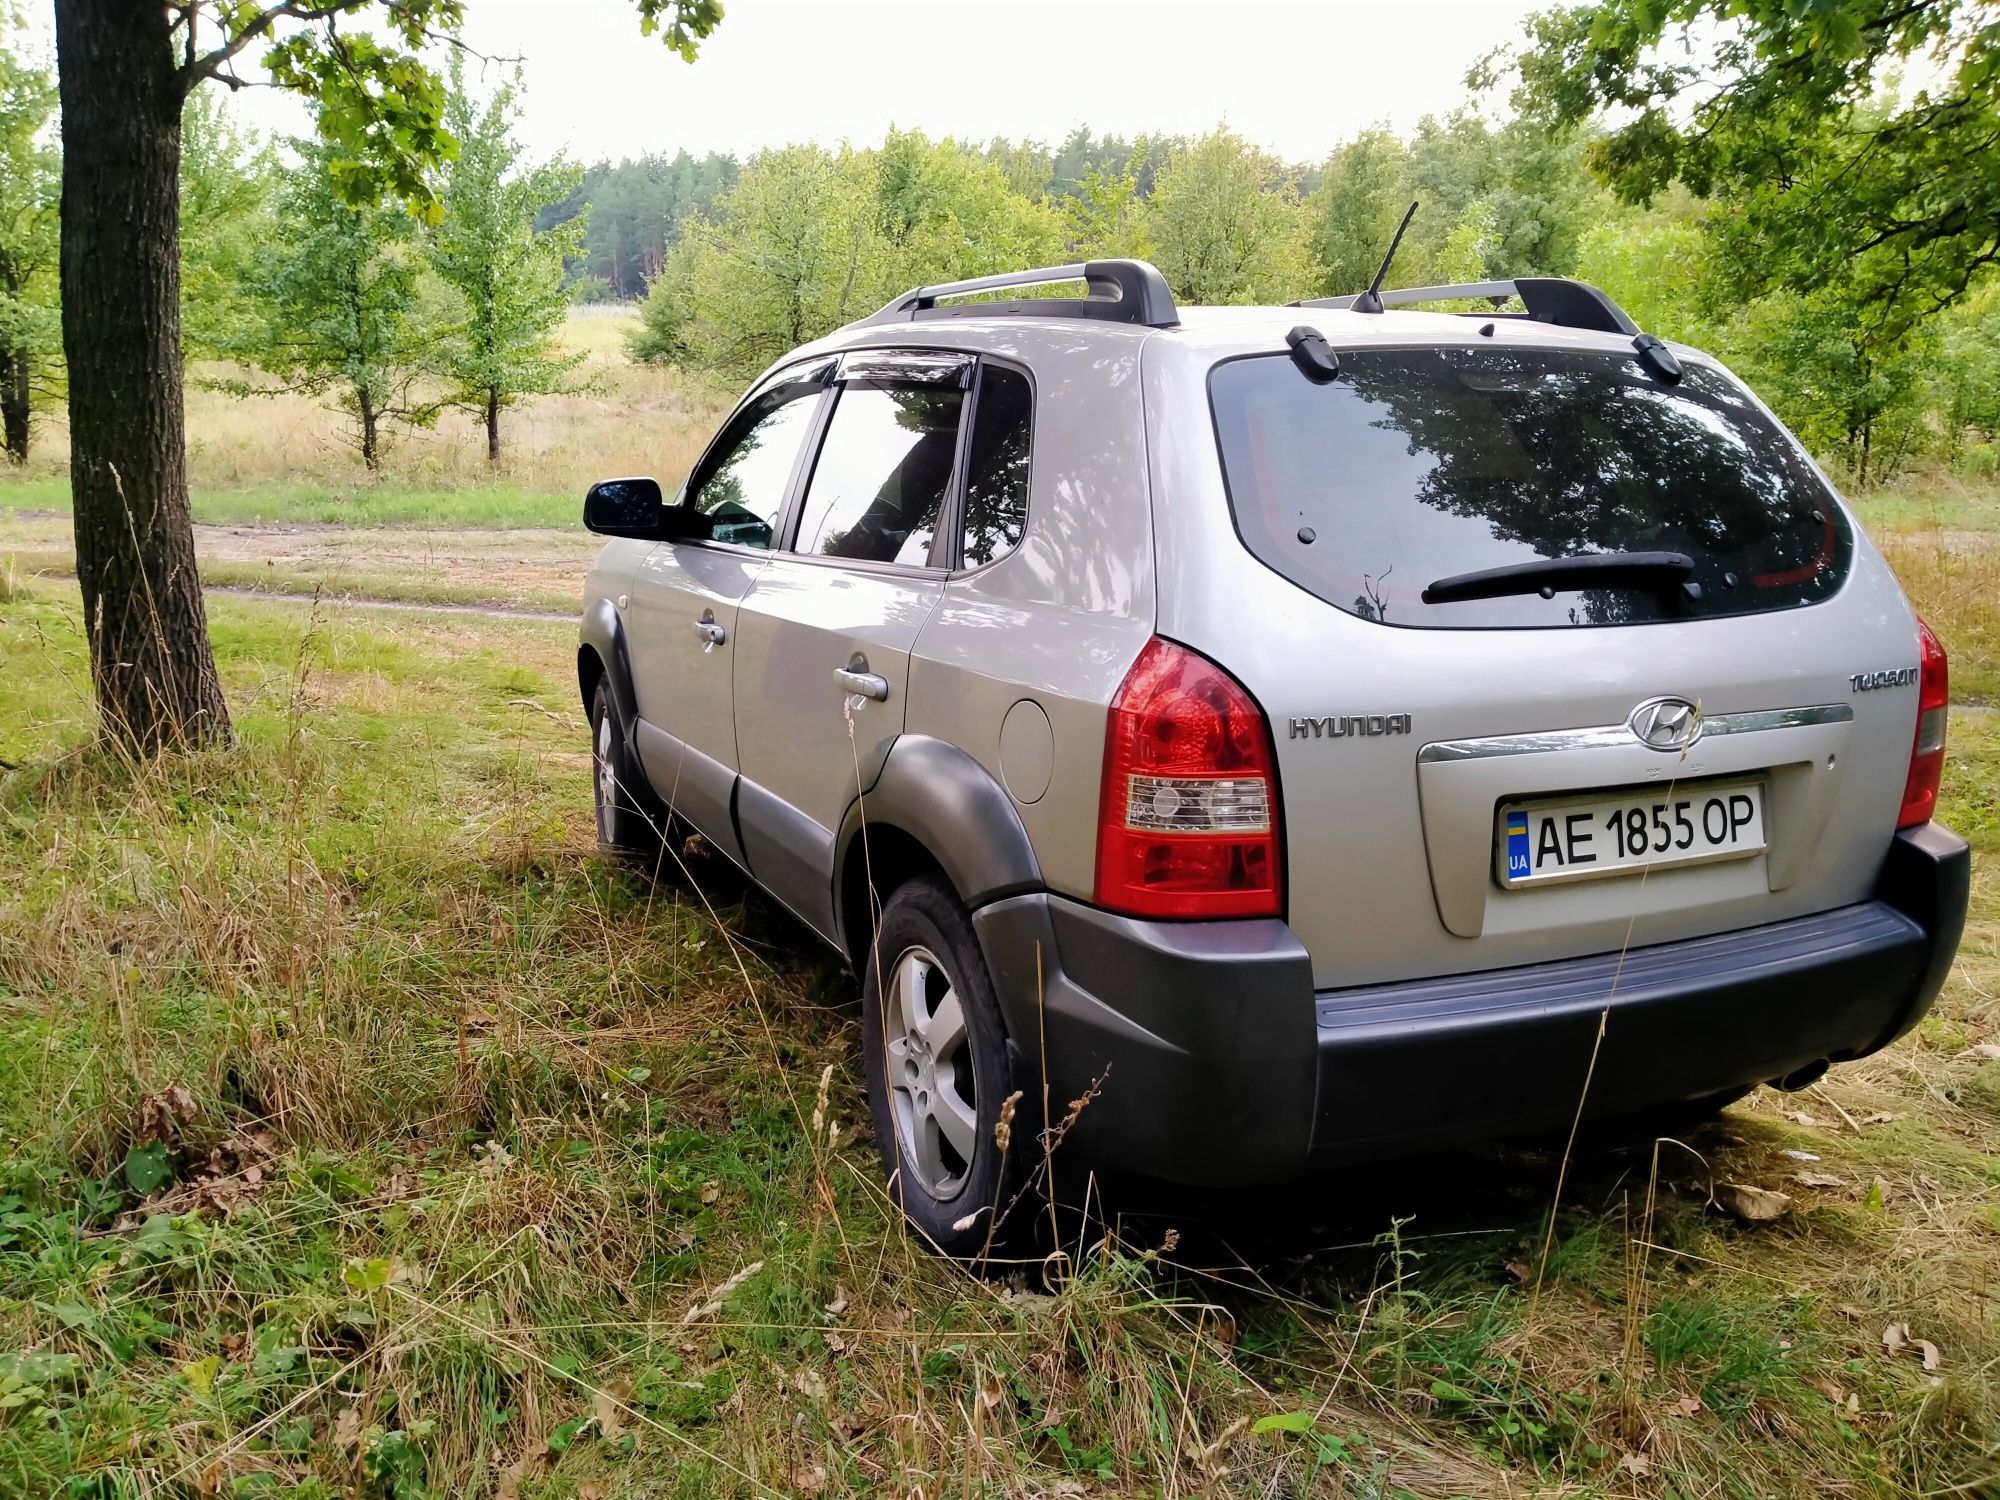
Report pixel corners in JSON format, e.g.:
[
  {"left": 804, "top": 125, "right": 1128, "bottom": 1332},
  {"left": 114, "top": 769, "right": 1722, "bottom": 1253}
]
[{"left": 972, "top": 823, "right": 1970, "bottom": 1185}]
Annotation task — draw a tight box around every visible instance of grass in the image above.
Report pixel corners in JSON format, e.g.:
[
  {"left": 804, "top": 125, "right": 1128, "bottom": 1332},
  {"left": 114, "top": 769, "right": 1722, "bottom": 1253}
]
[
  {"left": 2, "top": 557, "right": 1998, "bottom": 1497},
  {"left": 3, "top": 321, "right": 1999, "bottom": 1494},
  {"left": 0, "top": 307, "right": 729, "bottom": 530}
]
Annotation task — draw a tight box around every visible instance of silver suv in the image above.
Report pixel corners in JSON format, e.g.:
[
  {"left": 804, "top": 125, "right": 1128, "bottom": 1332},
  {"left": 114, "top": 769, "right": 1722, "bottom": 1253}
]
[{"left": 578, "top": 260, "right": 1969, "bottom": 1253}]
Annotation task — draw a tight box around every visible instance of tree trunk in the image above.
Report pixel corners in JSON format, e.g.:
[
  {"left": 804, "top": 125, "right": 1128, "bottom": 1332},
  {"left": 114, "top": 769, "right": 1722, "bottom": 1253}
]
[
  {"left": 53, "top": 1, "right": 230, "bottom": 751},
  {"left": 0, "top": 341, "right": 27, "bottom": 464},
  {"left": 485, "top": 387, "right": 500, "bottom": 464},
  {"left": 358, "top": 385, "right": 379, "bottom": 471}
]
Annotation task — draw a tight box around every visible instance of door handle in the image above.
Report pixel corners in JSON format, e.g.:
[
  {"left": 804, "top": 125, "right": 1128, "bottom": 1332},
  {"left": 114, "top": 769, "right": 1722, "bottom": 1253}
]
[
  {"left": 693, "top": 619, "right": 727, "bottom": 651},
  {"left": 834, "top": 667, "right": 891, "bottom": 702}
]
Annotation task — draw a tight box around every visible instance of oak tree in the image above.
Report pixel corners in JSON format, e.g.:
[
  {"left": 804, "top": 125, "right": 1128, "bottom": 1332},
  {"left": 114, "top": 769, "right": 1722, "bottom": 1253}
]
[{"left": 50, "top": 0, "right": 719, "bottom": 753}]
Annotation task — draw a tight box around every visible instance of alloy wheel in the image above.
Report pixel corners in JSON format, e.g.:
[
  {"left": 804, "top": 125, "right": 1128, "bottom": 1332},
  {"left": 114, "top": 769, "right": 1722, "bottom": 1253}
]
[{"left": 881, "top": 944, "right": 979, "bottom": 1198}]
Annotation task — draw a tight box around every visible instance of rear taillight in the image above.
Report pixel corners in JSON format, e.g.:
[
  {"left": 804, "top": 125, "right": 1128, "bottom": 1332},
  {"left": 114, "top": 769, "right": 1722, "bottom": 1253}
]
[
  {"left": 1094, "top": 638, "right": 1281, "bottom": 919},
  {"left": 1898, "top": 617, "right": 1949, "bottom": 829}
]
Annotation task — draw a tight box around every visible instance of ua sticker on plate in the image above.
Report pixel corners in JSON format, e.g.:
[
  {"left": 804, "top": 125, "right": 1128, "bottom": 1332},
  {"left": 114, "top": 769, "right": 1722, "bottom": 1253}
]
[{"left": 1505, "top": 811, "right": 1531, "bottom": 881}]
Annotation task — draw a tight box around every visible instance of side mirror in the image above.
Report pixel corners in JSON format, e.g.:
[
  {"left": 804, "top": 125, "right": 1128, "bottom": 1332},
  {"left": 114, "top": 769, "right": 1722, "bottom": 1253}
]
[{"left": 583, "top": 477, "right": 667, "bottom": 538}]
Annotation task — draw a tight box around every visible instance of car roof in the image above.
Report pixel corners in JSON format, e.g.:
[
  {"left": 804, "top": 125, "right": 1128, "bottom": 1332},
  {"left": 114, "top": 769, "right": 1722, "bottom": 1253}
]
[{"left": 770, "top": 299, "right": 1707, "bottom": 392}]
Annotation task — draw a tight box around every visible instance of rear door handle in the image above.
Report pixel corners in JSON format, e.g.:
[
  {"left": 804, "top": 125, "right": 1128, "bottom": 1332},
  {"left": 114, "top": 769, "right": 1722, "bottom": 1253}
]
[
  {"left": 693, "top": 619, "right": 727, "bottom": 650},
  {"left": 834, "top": 667, "right": 890, "bottom": 702}
]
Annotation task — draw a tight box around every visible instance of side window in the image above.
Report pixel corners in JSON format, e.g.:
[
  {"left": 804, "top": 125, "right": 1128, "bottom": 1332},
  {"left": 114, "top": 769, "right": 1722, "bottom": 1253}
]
[
  {"left": 793, "top": 384, "right": 963, "bottom": 566},
  {"left": 960, "top": 366, "right": 1032, "bottom": 566},
  {"left": 683, "top": 387, "right": 822, "bottom": 550}
]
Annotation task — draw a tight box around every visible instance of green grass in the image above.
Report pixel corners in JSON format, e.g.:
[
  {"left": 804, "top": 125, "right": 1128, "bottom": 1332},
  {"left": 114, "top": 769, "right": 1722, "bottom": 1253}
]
[
  {"left": 0, "top": 477, "right": 577, "bottom": 530},
  {"left": 3, "top": 498, "right": 2000, "bottom": 1495},
  {"left": 1851, "top": 481, "right": 2000, "bottom": 535}
]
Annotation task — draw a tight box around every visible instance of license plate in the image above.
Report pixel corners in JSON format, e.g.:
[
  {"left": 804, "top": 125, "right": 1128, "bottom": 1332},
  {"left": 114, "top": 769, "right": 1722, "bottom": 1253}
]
[{"left": 1497, "top": 781, "right": 1766, "bottom": 889}]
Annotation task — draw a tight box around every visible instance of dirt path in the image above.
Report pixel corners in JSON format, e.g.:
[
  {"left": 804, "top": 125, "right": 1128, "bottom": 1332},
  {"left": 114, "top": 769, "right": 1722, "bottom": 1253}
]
[
  {"left": 203, "top": 584, "right": 577, "bottom": 624},
  {"left": 7, "top": 514, "right": 593, "bottom": 615}
]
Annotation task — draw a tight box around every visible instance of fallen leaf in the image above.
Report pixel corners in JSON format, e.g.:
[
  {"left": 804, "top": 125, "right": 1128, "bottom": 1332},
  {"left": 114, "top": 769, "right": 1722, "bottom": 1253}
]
[
  {"left": 1917, "top": 1339, "right": 1944, "bottom": 1372},
  {"left": 823, "top": 1288, "right": 849, "bottom": 1317},
  {"left": 1715, "top": 1183, "right": 1792, "bottom": 1223},
  {"left": 1861, "top": 1111, "right": 1903, "bottom": 1126},
  {"left": 788, "top": 1465, "right": 827, "bottom": 1495},
  {"left": 1794, "top": 1171, "right": 1847, "bottom": 1189},
  {"left": 792, "top": 1366, "right": 828, "bottom": 1402},
  {"left": 1618, "top": 1450, "right": 1654, "bottom": 1476},
  {"left": 1784, "top": 1109, "right": 1821, "bottom": 1127},
  {"left": 592, "top": 1376, "right": 632, "bottom": 1443},
  {"left": 1669, "top": 1394, "right": 1703, "bottom": 1418},
  {"left": 1502, "top": 1259, "right": 1531, "bottom": 1284},
  {"left": 1781, "top": 1149, "right": 1823, "bottom": 1162},
  {"left": 1966, "top": 1041, "right": 2000, "bottom": 1061},
  {"left": 577, "top": 1484, "right": 608, "bottom": 1500},
  {"left": 332, "top": 1403, "right": 364, "bottom": 1454},
  {"left": 1883, "top": 1321, "right": 1911, "bottom": 1356},
  {"left": 700, "top": 1180, "right": 720, "bottom": 1205},
  {"left": 1811, "top": 1375, "right": 1846, "bottom": 1403}
]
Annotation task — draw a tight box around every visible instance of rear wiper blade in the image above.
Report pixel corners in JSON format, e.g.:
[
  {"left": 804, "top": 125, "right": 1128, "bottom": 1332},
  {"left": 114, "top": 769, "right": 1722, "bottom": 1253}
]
[{"left": 1421, "top": 550, "right": 1695, "bottom": 605}]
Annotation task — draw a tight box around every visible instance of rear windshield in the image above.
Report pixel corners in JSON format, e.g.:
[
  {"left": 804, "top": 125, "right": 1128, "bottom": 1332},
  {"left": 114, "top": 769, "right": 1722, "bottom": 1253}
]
[{"left": 1208, "top": 346, "right": 1852, "bottom": 629}]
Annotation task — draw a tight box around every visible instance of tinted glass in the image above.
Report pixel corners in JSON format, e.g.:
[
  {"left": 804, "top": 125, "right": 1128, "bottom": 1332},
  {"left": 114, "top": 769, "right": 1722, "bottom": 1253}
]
[
  {"left": 960, "top": 366, "right": 1032, "bottom": 566},
  {"left": 1209, "top": 348, "right": 1853, "bottom": 628},
  {"left": 684, "top": 388, "right": 821, "bottom": 550},
  {"left": 794, "top": 385, "right": 963, "bottom": 566}
]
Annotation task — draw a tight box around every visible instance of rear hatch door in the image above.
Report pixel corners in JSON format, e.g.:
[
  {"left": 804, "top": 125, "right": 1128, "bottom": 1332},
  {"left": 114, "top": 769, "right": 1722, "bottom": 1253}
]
[{"left": 1151, "top": 331, "right": 1922, "bottom": 988}]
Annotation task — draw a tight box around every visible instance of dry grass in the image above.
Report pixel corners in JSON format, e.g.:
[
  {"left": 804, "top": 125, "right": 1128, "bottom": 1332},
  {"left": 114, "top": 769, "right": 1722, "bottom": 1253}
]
[
  {"left": 2, "top": 319, "right": 1999, "bottom": 1496},
  {"left": 8, "top": 307, "right": 732, "bottom": 505},
  {"left": 1, "top": 555, "right": 1998, "bottom": 1496}
]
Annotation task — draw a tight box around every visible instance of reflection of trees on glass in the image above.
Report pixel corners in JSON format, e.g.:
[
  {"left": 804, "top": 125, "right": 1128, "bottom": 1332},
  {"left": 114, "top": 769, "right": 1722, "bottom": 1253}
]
[
  {"left": 806, "top": 386, "right": 961, "bottom": 565},
  {"left": 687, "top": 389, "right": 820, "bottom": 550},
  {"left": 960, "top": 367, "right": 1032, "bottom": 566},
  {"left": 1211, "top": 348, "right": 1852, "bottom": 628}
]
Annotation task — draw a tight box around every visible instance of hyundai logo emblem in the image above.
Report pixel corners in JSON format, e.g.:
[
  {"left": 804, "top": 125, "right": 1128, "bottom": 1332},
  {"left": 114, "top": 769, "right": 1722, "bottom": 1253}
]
[{"left": 1629, "top": 696, "right": 1704, "bottom": 752}]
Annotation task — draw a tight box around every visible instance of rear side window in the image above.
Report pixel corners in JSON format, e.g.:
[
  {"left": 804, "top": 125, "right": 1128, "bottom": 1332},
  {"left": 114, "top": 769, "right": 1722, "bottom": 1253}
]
[
  {"left": 959, "top": 365, "right": 1033, "bottom": 566},
  {"left": 794, "top": 385, "right": 962, "bottom": 566},
  {"left": 1208, "top": 347, "right": 1853, "bottom": 628}
]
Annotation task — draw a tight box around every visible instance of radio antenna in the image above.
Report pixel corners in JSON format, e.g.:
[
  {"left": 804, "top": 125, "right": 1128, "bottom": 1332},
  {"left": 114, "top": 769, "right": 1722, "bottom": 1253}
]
[{"left": 1350, "top": 200, "right": 1419, "bottom": 315}]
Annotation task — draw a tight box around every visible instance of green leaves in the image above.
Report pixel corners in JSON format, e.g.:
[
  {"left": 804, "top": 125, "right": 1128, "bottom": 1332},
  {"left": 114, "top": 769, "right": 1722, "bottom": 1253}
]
[
  {"left": 122, "top": 1140, "right": 172, "bottom": 1196},
  {"left": 189, "top": 2, "right": 722, "bottom": 221},
  {"left": 1506, "top": 0, "right": 2000, "bottom": 341},
  {"left": 1252, "top": 1409, "right": 1356, "bottom": 1468},
  {"left": 426, "top": 60, "right": 592, "bottom": 453}
]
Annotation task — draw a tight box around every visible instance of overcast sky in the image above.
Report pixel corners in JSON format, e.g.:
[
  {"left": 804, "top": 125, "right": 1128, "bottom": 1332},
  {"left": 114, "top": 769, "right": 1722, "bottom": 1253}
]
[{"left": 189, "top": 0, "right": 1546, "bottom": 164}]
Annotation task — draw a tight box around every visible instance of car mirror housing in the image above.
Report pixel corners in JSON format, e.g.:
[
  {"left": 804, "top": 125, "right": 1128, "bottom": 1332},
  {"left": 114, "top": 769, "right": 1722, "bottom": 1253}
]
[{"left": 583, "top": 477, "right": 674, "bottom": 539}]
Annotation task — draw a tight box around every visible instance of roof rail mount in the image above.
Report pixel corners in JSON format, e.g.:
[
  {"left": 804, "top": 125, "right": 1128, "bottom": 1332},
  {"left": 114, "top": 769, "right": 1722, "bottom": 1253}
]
[
  {"left": 1295, "top": 276, "right": 1640, "bottom": 336},
  {"left": 861, "top": 259, "right": 1179, "bottom": 330},
  {"left": 1291, "top": 276, "right": 1682, "bottom": 382}
]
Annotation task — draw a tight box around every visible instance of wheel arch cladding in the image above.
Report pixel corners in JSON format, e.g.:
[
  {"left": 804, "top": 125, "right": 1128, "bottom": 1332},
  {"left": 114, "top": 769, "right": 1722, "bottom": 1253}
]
[
  {"left": 578, "top": 595, "right": 637, "bottom": 732},
  {"left": 835, "top": 736, "right": 1045, "bottom": 969}
]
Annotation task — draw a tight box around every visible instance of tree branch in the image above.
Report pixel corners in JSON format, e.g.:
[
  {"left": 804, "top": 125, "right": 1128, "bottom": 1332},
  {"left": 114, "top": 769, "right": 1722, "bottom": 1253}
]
[{"left": 178, "top": 1, "right": 351, "bottom": 96}]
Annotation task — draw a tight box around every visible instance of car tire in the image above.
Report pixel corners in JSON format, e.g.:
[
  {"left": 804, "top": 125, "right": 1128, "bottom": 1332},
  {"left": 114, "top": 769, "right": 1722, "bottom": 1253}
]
[
  {"left": 861, "top": 875, "right": 1024, "bottom": 1257},
  {"left": 590, "top": 679, "right": 660, "bottom": 860}
]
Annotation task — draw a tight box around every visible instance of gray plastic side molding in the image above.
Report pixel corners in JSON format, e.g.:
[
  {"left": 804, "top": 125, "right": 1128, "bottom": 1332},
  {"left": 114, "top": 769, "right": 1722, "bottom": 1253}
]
[
  {"left": 578, "top": 596, "right": 643, "bottom": 771},
  {"left": 834, "top": 735, "right": 1044, "bottom": 949}
]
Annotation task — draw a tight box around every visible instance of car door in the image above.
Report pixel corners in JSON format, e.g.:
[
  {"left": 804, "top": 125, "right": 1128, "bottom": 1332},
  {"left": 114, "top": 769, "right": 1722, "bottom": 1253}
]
[
  {"left": 624, "top": 360, "right": 831, "bottom": 867},
  {"left": 730, "top": 349, "right": 967, "bottom": 936}
]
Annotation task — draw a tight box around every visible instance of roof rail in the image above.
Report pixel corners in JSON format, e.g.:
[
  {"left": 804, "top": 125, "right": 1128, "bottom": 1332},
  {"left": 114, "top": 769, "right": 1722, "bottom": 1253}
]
[
  {"left": 1293, "top": 276, "right": 1640, "bottom": 337},
  {"left": 858, "top": 258, "right": 1179, "bottom": 330}
]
